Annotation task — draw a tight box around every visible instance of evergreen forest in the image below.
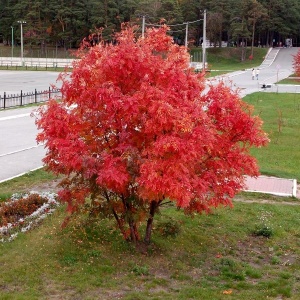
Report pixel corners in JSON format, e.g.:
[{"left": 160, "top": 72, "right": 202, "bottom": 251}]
[{"left": 0, "top": 0, "right": 299, "bottom": 50}]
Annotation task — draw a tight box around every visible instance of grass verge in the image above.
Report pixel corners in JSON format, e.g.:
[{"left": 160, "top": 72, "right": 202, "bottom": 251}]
[
  {"left": 0, "top": 168, "right": 59, "bottom": 201},
  {"left": 243, "top": 92, "right": 300, "bottom": 180},
  {"left": 277, "top": 74, "right": 300, "bottom": 85}
]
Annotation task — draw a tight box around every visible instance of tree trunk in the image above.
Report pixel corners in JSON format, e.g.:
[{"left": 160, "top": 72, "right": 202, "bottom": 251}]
[
  {"left": 112, "top": 209, "right": 128, "bottom": 240},
  {"left": 251, "top": 21, "right": 255, "bottom": 57},
  {"left": 241, "top": 37, "right": 245, "bottom": 61},
  {"left": 144, "top": 200, "right": 160, "bottom": 244},
  {"left": 121, "top": 195, "right": 140, "bottom": 244},
  {"left": 103, "top": 189, "right": 129, "bottom": 241},
  {"left": 129, "top": 219, "right": 138, "bottom": 244},
  {"left": 219, "top": 25, "right": 222, "bottom": 48}
]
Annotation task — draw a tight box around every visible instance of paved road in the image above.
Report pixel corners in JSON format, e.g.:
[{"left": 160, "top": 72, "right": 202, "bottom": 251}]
[
  {"left": 0, "top": 70, "right": 59, "bottom": 182},
  {"left": 0, "top": 107, "right": 46, "bottom": 182},
  {"left": 0, "top": 70, "right": 61, "bottom": 95}
]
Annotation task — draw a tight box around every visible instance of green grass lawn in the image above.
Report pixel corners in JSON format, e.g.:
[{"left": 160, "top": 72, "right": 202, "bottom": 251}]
[
  {"left": 191, "top": 47, "right": 268, "bottom": 71},
  {"left": 277, "top": 76, "right": 300, "bottom": 85},
  {"left": 0, "top": 168, "right": 59, "bottom": 201},
  {"left": 1, "top": 197, "right": 300, "bottom": 300},
  {"left": 243, "top": 92, "right": 300, "bottom": 180}
]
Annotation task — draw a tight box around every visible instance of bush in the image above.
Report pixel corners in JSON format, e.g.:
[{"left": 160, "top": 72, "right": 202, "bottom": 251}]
[
  {"left": 253, "top": 224, "right": 274, "bottom": 238},
  {"left": 157, "top": 218, "right": 181, "bottom": 237},
  {"left": 252, "top": 210, "right": 274, "bottom": 238},
  {"left": 132, "top": 264, "right": 149, "bottom": 276}
]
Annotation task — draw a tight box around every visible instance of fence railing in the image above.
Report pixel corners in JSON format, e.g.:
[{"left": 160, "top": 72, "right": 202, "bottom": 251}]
[{"left": 0, "top": 88, "right": 61, "bottom": 109}]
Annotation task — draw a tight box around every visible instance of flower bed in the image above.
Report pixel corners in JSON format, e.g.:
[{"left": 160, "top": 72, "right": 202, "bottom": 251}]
[{"left": 0, "top": 191, "right": 59, "bottom": 242}]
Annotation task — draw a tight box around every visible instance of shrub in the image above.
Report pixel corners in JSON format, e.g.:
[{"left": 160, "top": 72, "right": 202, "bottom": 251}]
[
  {"left": 252, "top": 210, "right": 274, "bottom": 238},
  {"left": 253, "top": 224, "right": 274, "bottom": 238},
  {"left": 157, "top": 218, "right": 181, "bottom": 237},
  {"left": 132, "top": 264, "right": 149, "bottom": 276}
]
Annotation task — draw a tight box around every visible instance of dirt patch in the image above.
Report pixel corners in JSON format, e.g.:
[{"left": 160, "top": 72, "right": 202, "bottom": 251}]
[
  {"left": 30, "top": 179, "right": 61, "bottom": 194},
  {"left": 235, "top": 236, "right": 273, "bottom": 267}
]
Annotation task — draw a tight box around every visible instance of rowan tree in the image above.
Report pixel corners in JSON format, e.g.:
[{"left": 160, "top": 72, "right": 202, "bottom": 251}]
[
  {"left": 36, "top": 25, "right": 268, "bottom": 247},
  {"left": 294, "top": 49, "right": 300, "bottom": 77}
]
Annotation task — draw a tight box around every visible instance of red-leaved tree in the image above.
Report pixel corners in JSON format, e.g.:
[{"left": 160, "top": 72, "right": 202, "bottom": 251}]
[
  {"left": 36, "top": 25, "right": 268, "bottom": 246},
  {"left": 294, "top": 49, "right": 300, "bottom": 77}
]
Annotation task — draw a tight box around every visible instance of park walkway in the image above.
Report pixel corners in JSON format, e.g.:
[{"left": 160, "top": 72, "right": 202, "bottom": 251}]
[{"left": 244, "top": 175, "right": 298, "bottom": 198}]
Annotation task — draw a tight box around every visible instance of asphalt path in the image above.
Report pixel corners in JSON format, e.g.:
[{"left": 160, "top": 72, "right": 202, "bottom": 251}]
[
  {"left": 0, "top": 70, "right": 61, "bottom": 95},
  {"left": 210, "top": 47, "right": 299, "bottom": 96},
  {"left": 0, "top": 48, "right": 299, "bottom": 184}
]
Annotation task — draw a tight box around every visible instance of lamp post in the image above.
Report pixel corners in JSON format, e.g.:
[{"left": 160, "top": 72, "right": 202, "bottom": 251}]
[
  {"left": 184, "top": 22, "right": 189, "bottom": 47},
  {"left": 17, "top": 20, "right": 26, "bottom": 66},
  {"left": 142, "top": 15, "right": 146, "bottom": 38},
  {"left": 11, "top": 26, "right": 14, "bottom": 58},
  {"left": 202, "top": 9, "right": 207, "bottom": 73}
]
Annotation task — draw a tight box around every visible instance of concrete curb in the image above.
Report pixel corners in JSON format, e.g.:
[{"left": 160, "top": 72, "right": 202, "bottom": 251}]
[{"left": 0, "top": 166, "right": 43, "bottom": 184}]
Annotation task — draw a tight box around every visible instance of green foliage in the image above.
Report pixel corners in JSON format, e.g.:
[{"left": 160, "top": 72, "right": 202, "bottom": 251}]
[
  {"left": 218, "top": 258, "right": 246, "bottom": 281},
  {"left": 271, "top": 256, "right": 281, "bottom": 265},
  {"left": 157, "top": 218, "right": 181, "bottom": 237},
  {"left": 245, "top": 267, "right": 262, "bottom": 279},
  {"left": 252, "top": 210, "right": 274, "bottom": 238},
  {"left": 131, "top": 264, "right": 149, "bottom": 276},
  {"left": 253, "top": 224, "right": 274, "bottom": 238},
  {"left": 61, "top": 254, "right": 78, "bottom": 266}
]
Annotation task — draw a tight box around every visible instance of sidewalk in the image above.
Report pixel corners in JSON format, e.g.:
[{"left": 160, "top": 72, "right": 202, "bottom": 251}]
[{"left": 244, "top": 176, "right": 298, "bottom": 198}]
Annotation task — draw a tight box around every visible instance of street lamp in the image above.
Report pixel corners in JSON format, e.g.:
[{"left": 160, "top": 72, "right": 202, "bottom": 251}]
[
  {"left": 11, "top": 26, "right": 14, "bottom": 58},
  {"left": 17, "top": 20, "right": 26, "bottom": 66},
  {"left": 202, "top": 9, "right": 207, "bottom": 73},
  {"left": 184, "top": 22, "right": 189, "bottom": 47}
]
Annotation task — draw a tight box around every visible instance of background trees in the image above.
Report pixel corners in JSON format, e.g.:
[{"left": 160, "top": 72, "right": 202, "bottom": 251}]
[{"left": 0, "top": 0, "right": 300, "bottom": 49}]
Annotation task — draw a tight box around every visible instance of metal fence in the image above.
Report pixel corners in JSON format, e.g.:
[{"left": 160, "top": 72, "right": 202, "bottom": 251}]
[{"left": 0, "top": 87, "right": 61, "bottom": 109}]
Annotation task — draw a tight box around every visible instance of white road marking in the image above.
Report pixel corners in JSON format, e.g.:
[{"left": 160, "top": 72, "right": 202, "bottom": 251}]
[
  {"left": 0, "top": 113, "right": 30, "bottom": 121},
  {"left": 0, "top": 144, "right": 44, "bottom": 158}
]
